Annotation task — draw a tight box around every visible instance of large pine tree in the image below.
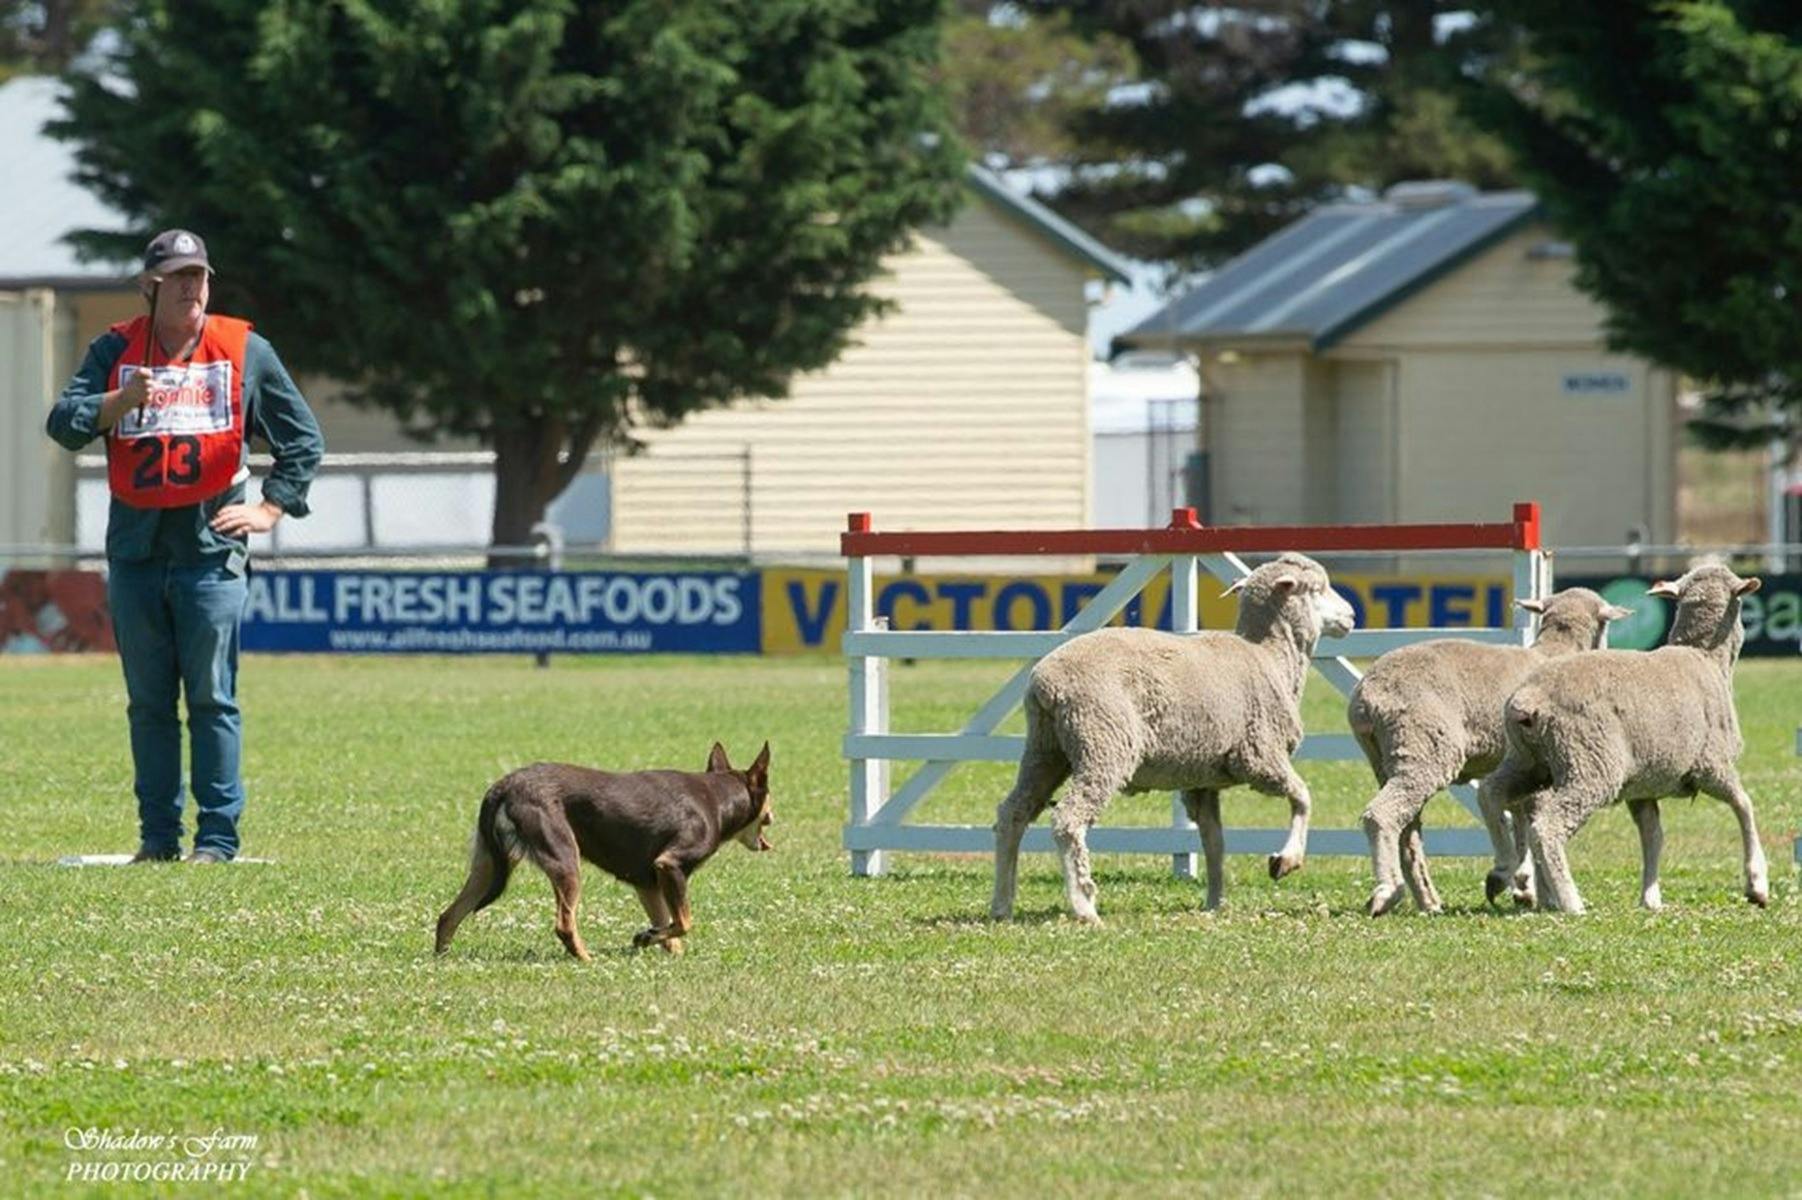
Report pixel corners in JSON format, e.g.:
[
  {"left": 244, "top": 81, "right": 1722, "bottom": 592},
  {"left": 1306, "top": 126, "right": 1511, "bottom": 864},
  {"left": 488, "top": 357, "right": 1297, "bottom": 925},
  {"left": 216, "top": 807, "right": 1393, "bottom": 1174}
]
[
  {"left": 938, "top": 0, "right": 1138, "bottom": 167},
  {"left": 1467, "top": 0, "right": 1802, "bottom": 455},
  {"left": 53, "top": 1, "right": 964, "bottom": 550},
  {"left": 992, "top": 1, "right": 1519, "bottom": 268}
]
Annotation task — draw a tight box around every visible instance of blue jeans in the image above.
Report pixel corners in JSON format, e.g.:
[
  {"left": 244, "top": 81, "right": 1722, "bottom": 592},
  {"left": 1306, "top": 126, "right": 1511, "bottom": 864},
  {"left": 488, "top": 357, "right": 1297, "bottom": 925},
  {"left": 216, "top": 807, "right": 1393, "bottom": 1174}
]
[{"left": 107, "top": 557, "right": 249, "bottom": 859}]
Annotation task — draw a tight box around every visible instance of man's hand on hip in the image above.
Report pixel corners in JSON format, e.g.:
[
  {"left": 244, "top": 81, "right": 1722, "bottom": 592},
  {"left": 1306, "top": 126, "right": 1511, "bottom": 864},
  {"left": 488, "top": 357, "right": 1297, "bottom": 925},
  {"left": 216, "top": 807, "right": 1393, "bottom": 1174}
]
[{"left": 210, "top": 499, "right": 284, "bottom": 537}]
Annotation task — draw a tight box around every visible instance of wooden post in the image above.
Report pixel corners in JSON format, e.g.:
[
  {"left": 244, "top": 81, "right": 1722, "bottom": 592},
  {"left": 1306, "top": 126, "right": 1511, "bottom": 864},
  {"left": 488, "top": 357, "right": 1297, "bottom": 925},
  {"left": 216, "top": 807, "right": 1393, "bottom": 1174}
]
[
  {"left": 846, "top": 513, "right": 886, "bottom": 876},
  {"left": 1169, "top": 508, "right": 1200, "bottom": 879},
  {"left": 1511, "top": 501, "right": 1546, "bottom": 644}
]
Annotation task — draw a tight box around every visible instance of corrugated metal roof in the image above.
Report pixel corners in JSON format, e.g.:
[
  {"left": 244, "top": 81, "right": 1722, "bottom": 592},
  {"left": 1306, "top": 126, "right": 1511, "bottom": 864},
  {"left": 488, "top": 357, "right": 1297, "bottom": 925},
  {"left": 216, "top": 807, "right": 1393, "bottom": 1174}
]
[
  {"left": 1121, "top": 184, "right": 1539, "bottom": 352},
  {"left": 0, "top": 76, "right": 133, "bottom": 286}
]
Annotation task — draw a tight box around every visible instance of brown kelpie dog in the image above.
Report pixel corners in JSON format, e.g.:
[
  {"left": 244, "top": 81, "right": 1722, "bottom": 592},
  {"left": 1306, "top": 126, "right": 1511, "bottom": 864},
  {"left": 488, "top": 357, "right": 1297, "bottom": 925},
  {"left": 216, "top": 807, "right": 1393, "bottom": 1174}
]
[{"left": 434, "top": 742, "right": 772, "bottom": 959}]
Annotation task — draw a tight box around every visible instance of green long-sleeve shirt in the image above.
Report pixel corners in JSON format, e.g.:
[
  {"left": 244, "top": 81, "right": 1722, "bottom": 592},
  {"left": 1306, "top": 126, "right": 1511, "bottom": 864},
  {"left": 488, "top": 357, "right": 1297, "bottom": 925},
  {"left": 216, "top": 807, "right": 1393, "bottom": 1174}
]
[{"left": 46, "top": 324, "right": 325, "bottom": 565}]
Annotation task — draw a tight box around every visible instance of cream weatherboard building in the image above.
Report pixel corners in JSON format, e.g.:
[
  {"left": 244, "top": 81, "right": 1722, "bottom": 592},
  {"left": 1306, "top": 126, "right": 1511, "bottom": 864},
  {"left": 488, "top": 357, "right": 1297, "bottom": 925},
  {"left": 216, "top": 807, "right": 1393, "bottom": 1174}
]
[
  {"left": 0, "top": 78, "right": 143, "bottom": 552},
  {"left": 1121, "top": 181, "right": 1678, "bottom": 556},
  {"left": 604, "top": 168, "right": 1130, "bottom": 558}
]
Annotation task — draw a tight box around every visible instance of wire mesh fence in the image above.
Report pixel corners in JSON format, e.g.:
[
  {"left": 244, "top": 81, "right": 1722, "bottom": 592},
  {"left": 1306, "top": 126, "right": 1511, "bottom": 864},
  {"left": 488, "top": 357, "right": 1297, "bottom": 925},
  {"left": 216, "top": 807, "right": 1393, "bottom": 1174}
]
[
  {"left": 51, "top": 447, "right": 759, "bottom": 566},
  {"left": 13, "top": 449, "right": 1801, "bottom": 578}
]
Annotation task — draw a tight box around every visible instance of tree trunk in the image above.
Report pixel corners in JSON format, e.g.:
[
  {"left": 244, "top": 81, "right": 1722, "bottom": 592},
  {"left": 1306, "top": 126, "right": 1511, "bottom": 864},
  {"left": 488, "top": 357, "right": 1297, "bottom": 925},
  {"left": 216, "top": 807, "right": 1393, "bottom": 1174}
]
[
  {"left": 488, "top": 415, "right": 604, "bottom": 569},
  {"left": 44, "top": 2, "right": 76, "bottom": 63}
]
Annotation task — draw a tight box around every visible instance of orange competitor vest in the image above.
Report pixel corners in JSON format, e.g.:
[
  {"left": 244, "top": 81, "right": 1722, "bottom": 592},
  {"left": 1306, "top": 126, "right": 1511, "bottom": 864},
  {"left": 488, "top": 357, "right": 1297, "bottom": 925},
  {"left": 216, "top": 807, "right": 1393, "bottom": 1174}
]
[{"left": 105, "top": 315, "right": 252, "bottom": 509}]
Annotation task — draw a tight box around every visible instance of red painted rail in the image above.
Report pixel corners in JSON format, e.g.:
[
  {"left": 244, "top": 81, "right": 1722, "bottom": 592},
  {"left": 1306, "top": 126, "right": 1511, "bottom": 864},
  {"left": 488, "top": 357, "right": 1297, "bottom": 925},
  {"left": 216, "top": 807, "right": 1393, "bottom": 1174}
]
[{"left": 842, "top": 503, "right": 1541, "bottom": 556}]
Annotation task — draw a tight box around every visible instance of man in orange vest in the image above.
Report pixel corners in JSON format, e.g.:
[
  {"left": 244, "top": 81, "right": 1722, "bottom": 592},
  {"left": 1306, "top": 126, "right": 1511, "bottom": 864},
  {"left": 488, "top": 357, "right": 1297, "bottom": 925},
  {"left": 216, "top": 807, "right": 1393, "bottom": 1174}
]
[{"left": 46, "top": 229, "right": 324, "bottom": 863}]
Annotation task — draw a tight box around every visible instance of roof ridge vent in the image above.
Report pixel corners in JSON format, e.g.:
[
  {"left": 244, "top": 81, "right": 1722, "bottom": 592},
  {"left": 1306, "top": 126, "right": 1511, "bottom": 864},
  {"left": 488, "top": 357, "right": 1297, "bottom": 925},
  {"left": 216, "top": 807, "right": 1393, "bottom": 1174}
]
[{"left": 1382, "top": 180, "right": 1477, "bottom": 210}]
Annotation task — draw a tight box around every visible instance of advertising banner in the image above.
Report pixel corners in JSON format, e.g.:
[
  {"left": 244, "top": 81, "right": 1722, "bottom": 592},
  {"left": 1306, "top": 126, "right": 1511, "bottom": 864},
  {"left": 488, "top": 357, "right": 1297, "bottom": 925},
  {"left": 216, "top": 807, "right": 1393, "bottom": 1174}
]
[
  {"left": 1562, "top": 572, "right": 1802, "bottom": 656},
  {"left": 8, "top": 565, "right": 1796, "bottom": 657},
  {"left": 242, "top": 570, "right": 760, "bottom": 654},
  {"left": 761, "top": 568, "right": 1523, "bottom": 654}
]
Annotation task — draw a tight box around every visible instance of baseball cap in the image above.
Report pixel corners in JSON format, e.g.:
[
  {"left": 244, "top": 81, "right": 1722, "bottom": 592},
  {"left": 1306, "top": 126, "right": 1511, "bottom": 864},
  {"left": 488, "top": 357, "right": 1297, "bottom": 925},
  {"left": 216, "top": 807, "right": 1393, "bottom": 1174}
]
[{"left": 142, "top": 229, "right": 212, "bottom": 277}]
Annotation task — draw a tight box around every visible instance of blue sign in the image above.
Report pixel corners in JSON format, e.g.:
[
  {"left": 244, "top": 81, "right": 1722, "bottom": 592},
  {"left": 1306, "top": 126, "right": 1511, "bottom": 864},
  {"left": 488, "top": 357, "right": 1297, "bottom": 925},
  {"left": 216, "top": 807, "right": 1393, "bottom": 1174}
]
[
  {"left": 1561, "top": 372, "right": 1631, "bottom": 395},
  {"left": 242, "top": 570, "right": 760, "bottom": 654}
]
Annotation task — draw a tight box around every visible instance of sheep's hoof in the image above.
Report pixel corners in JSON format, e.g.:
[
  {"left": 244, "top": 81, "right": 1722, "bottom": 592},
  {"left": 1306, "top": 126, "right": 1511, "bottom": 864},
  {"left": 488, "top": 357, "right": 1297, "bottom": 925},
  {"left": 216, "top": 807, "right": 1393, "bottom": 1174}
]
[
  {"left": 1484, "top": 871, "right": 1510, "bottom": 907},
  {"left": 988, "top": 906, "right": 1013, "bottom": 922},
  {"left": 1267, "top": 853, "right": 1302, "bottom": 881},
  {"left": 1747, "top": 888, "right": 1769, "bottom": 909},
  {"left": 1070, "top": 911, "right": 1103, "bottom": 927},
  {"left": 1365, "top": 886, "right": 1403, "bottom": 917}
]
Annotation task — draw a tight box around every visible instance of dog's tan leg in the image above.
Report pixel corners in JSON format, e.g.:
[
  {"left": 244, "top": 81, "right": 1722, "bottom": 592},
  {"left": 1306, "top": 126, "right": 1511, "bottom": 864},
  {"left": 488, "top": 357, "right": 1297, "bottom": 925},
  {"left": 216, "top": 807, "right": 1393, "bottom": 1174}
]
[
  {"left": 664, "top": 897, "right": 691, "bottom": 956},
  {"left": 549, "top": 867, "right": 591, "bottom": 962},
  {"left": 633, "top": 885, "right": 674, "bottom": 950},
  {"left": 435, "top": 839, "right": 498, "bottom": 954},
  {"left": 654, "top": 855, "right": 693, "bottom": 945}
]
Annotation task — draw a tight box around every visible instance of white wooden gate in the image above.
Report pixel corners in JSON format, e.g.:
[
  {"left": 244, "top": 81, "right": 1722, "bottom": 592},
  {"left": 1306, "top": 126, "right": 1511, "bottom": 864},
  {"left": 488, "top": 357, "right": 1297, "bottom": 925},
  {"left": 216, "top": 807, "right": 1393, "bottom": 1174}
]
[{"left": 843, "top": 504, "right": 1550, "bottom": 876}]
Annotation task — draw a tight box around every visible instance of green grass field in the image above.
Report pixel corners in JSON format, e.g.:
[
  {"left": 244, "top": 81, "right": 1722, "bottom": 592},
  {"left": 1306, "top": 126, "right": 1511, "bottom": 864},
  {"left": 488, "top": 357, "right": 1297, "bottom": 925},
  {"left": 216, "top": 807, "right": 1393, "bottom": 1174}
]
[{"left": 2, "top": 653, "right": 1799, "bottom": 1197}]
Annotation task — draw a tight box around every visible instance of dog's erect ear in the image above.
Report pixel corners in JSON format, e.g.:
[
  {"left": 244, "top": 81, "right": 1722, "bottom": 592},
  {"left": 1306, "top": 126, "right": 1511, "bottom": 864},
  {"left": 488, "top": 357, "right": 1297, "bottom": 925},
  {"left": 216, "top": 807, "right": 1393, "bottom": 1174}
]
[
  {"left": 750, "top": 740, "right": 771, "bottom": 778},
  {"left": 706, "top": 742, "right": 731, "bottom": 773}
]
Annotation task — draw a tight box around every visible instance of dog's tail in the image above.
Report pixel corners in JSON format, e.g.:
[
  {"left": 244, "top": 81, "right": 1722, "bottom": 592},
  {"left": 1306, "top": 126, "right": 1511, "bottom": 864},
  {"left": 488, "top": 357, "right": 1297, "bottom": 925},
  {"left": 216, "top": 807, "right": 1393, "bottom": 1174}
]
[
  {"left": 435, "top": 781, "right": 525, "bottom": 955},
  {"left": 470, "top": 781, "right": 520, "bottom": 913}
]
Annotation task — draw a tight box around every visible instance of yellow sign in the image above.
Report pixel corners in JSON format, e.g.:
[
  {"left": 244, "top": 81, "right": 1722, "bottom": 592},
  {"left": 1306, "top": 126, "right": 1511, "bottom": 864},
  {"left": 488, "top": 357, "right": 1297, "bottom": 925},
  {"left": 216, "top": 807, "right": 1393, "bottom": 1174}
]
[{"left": 762, "top": 569, "right": 1514, "bottom": 654}]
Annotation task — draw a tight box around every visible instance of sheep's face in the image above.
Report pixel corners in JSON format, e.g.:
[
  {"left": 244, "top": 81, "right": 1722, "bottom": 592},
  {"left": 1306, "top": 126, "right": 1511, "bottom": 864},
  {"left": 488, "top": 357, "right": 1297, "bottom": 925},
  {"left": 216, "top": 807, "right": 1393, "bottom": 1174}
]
[
  {"left": 1519, "top": 587, "right": 1635, "bottom": 649},
  {"left": 1649, "top": 565, "right": 1761, "bottom": 660},
  {"left": 1224, "top": 553, "right": 1355, "bottom": 643},
  {"left": 1313, "top": 581, "right": 1357, "bottom": 639}
]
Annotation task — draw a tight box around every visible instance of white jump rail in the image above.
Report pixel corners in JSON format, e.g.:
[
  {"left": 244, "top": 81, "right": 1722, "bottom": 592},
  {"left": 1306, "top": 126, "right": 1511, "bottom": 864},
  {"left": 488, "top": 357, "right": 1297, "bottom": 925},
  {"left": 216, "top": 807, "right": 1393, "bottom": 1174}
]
[{"left": 843, "top": 503, "right": 1551, "bottom": 877}]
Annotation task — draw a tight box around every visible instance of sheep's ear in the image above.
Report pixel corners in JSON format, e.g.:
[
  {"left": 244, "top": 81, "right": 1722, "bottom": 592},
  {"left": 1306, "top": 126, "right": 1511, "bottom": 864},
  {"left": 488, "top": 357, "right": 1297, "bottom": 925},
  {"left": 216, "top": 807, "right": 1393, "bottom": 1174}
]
[
  {"left": 1515, "top": 598, "right": 1546, "bottom": 615},
  {"left": 1646, "top": 580, "right": 1680, "bottom": 598},
  {"left": 1601, "top": 604, "right": 1635, "bottom": 621},
  {"left": 1221, "top": 577, "right": 1248, "bottom": 596},
  {"left": 1735, "top": 577, "right": 1762, "bottom": 596},
  {"left": 706, "top": 742, "right": 731, "bottom": 772}
]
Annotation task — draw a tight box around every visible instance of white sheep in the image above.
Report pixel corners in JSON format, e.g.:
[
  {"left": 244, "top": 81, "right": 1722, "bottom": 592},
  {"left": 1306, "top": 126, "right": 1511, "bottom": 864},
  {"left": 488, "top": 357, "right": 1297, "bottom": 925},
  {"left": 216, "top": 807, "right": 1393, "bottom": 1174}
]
[
  {"left": 1479, "top": 564, "right": 1768, "bottom": 913},
  {"left": 1348, "top": 587, "right": 1631, "bottom": 916},
  {"left": 989, "top": 553, "right": 1356, "bottom": 923}
]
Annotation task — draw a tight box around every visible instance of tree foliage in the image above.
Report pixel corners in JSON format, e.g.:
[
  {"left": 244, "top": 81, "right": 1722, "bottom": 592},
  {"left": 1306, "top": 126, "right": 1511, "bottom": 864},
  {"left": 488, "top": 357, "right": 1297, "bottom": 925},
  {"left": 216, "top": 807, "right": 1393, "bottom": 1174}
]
[
  {"left": 0, "top": 1, "right": 116, "bottom": 81},
  {"left": 53, "top": 0, "right": 964, "bottom": 548},
  {"left": 995, "top": 1, "right": 1518, "bottom": 268},
  {"left": 1466, "top": 0, "right": 1802, "bottom": 453},
  {"left": 938, "top": 1, "right": 1137, "bottom": 166}
]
